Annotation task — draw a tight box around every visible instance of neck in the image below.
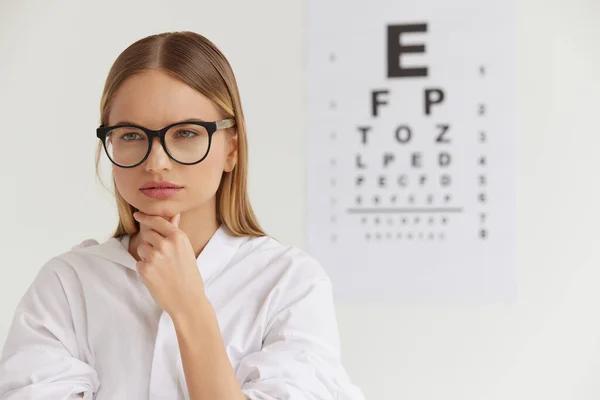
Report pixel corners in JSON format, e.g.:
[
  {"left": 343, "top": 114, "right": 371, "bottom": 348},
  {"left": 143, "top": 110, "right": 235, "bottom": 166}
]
[
  {"left": 181, "top": 205, "right": 220, "bottom": 258},
  {"left": 129, "top": 202, "right": 220, "bottom": 261}
]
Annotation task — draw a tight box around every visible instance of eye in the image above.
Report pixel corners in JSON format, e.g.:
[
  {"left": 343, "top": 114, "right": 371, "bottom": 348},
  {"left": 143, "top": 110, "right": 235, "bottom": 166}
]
[
  {"left": 175, "top": 130, "right": 199, "bottom": 139},
  {"left": 121, "top": 132, "right": 144, "bottom": 141}
]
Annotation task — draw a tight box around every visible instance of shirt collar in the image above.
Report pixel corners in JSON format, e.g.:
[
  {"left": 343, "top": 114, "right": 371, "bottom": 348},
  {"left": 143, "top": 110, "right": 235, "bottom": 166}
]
[
  {"left": 79, "top": 224, "right": 249, "bottom": 285},
  {"left": 193, "top": 224, "right": 250, "bottom": 285}
]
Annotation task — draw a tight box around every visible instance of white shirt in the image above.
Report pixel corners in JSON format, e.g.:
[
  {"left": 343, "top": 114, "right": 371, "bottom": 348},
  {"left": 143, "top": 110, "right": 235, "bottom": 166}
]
[{"left": 0, "top": 225, "right": 365, "bottom": 400}]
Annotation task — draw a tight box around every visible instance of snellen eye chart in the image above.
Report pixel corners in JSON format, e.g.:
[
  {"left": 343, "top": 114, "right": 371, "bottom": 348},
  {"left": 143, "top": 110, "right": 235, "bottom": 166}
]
[{"left": 306, "top": 0, "right": 516, "bottom": 302}]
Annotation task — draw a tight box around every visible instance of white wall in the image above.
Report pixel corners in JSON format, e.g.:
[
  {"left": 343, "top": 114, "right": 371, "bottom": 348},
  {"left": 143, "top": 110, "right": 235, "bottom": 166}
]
[{"left": 1, "top": 0, "right": 600, "bottom": 399}]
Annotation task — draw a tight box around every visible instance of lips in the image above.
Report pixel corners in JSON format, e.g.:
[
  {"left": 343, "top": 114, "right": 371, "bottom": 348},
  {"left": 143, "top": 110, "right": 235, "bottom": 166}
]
[
  {"left": 140, "top": 181, "right": 183, "bottom": 190},
  {"left": 139, "top": 181, "right": 183, "bottom": 199}
]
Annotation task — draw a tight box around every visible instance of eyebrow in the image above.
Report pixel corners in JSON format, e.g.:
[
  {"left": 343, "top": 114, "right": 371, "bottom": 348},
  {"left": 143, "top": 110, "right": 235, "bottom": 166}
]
[{"left": 112, "top": 117, "right": 208, "bottom": 126}]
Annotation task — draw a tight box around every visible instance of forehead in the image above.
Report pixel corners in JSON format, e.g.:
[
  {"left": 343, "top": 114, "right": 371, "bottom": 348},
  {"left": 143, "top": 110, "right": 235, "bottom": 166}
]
[{"left": 108, "top": 69, "right": 220, "bottom": 128}]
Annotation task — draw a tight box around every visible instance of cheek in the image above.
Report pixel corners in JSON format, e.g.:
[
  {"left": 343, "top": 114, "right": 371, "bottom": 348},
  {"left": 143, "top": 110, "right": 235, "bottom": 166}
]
[
  {"left": 206, "top": 135, "right": 229, "bottom": 173},
  {"left": 112, "top": 168, "right": 137, "bottom": 198},
  {"left": 186, "top": 141, "right": 227, "bottom": 193}
]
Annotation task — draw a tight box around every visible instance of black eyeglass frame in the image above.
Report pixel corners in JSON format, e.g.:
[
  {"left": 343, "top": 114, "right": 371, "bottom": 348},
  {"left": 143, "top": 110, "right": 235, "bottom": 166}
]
[{"left": 96, "top": 119, "right": 235, "bottom": 168}]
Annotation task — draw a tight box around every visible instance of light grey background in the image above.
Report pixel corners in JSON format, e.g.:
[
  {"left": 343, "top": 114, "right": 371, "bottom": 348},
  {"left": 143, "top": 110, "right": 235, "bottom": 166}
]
[{"left": 1, "top": 0, "right": 600, "bottom": 399}]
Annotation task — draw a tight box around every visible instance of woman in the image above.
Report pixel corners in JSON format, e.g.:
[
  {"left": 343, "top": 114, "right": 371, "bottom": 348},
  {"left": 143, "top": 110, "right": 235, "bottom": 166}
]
[{"left": 0, "top": 31, "right": 365, "bottom": 399}]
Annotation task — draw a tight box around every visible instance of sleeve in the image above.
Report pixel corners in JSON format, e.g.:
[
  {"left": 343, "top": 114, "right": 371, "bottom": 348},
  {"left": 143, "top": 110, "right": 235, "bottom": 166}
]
[
  {"left": 0, "top": 260, "right": 100, "bottom": 400},
  {"left": 236, "top": 263, "right": 365, "bottom": 400}
]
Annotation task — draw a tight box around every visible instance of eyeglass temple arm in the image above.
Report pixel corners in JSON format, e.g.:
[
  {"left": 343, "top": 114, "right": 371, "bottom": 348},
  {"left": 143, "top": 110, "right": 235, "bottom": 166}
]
[{"left": 216, "top": 119, "right": 235, "bottom": 130}]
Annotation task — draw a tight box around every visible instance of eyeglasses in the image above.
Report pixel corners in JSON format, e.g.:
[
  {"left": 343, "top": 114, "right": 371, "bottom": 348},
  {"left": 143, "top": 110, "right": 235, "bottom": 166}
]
[{"left": 96, "top": 119, "right": 235, "bottom": 168}]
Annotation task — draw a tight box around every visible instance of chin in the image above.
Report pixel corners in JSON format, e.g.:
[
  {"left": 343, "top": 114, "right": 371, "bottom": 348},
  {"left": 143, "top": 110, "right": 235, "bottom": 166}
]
[{"left": 133, "top": 198, "right": 181, "bottom": 218}]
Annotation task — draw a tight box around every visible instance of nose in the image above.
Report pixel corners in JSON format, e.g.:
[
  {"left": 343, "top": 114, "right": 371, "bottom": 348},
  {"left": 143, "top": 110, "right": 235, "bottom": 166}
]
[{"left": 144, "top": 137, "right": 173, "bottom": 172}]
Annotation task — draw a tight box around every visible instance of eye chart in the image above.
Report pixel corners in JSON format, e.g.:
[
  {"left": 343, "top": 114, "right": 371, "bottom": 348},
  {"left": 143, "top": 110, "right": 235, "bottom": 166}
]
[{"left": 306, "top": 0, "right": 516, "bottom": 303}]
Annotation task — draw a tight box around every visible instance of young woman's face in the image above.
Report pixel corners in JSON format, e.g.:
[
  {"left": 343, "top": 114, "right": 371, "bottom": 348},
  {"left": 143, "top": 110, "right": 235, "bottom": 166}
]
[{"left": 108, "top": 69, "right": 237, "bottom": 219}]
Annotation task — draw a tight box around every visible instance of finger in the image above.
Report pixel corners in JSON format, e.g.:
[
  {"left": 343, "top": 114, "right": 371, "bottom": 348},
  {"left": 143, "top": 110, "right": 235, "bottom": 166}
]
[
  {"left": 134, "top": 212, "right": 178, "bottom": 237},
  {"left": 140, "top": 228, "right": 164, "bottom": 249},
  {"left": 169, "top": 213, "right": 181, "bottom": 228}
]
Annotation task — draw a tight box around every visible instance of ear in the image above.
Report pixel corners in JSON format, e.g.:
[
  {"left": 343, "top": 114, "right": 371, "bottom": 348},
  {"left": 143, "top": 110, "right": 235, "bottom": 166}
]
[{"left": 224, "top": 130, "right": 238, "bottom": 173}]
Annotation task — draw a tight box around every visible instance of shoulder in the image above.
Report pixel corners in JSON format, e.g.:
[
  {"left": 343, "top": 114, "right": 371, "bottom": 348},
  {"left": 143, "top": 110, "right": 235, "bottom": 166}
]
[
  {"left": 34, "top": 236, "right": 123, "bottom": 283},
  {"left": 40, "top": 238, "right": 101, "bottom": 272},
  {"left": 53, "top": 237, "right": 109, "bottom": 266},
  {"left": 232, "top": 234, "right": 331, "bottom": 284},
  {"left": 232, "top": 237, "right": 340, "bottom": 341}
]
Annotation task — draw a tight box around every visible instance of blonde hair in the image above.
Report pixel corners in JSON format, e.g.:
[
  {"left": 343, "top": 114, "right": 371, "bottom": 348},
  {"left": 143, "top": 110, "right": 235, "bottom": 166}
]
[{"left": 96, "top": 31, "right": 265, "bottom": 238}]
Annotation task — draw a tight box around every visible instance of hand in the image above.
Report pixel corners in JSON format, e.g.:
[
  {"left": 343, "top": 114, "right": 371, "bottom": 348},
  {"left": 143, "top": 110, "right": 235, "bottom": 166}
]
[{"left": 133, "top": 211, "right": 206, "bottom": 318}]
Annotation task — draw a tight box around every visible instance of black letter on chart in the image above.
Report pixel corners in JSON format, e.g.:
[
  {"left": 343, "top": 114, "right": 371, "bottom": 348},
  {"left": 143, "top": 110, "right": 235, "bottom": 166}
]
[
  {"left": 387, "top": 23, "right": 428, "bottom": 78},
  {"left": 412, "top": 153, "right": 423, "bottom": 168},
  {"left": 383, "top": 153, "right": 395, "bottom": 168},
  {"left": 425, "top": 88, "right": 445, "bottom": 116},
  {"left": 435, "top": 124, "right": 450, "bottom": 143},
  {"left": 356, "top": 154, "right": 367, "bottom": 169},
  {"left": 358, "top": 126, "right": 372, "bottom": 144},
  {"left": 439, "top": 152, "right": 451, "bottom": 167},
  {"left": 371, "top": 91, "right": 389, "bottom": 117},
  {"left": 395, "top": 125, "right": 412, "bottom": 144}
]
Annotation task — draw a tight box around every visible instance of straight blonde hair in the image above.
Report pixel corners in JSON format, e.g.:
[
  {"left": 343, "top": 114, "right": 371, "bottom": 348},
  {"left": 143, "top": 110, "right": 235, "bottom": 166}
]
[{"left": 96, "top": 31, "right": 265, "bottom": 238}]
